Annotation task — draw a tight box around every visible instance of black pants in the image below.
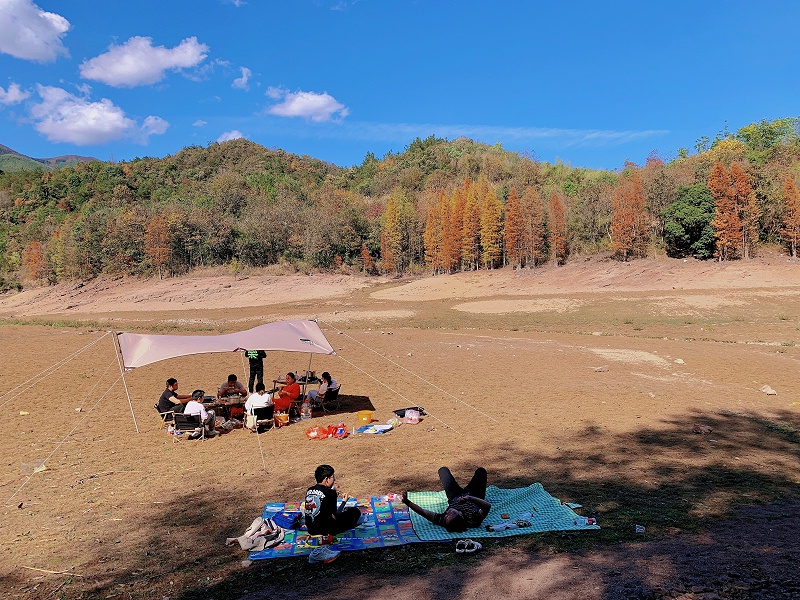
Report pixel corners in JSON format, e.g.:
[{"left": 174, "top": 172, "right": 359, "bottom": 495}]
[
  {"left": 438, "top": 467, "right": 487, "bottom": 501},
  {"left": 311, "top": 507, "right": 362, "bottom": 536},
  {"left": 248, "top": 369, "right": 264, "bottom": 393}
]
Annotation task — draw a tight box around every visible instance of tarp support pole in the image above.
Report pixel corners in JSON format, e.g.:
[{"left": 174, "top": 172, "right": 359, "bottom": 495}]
[{"left": 112, "top": 331, "right": 139, "bottom": 433}]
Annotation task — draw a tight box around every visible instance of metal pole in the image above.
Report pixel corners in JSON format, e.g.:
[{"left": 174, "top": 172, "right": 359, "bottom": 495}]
[{"left": 112, "top": 331, "right": 139, "bottom": 433}]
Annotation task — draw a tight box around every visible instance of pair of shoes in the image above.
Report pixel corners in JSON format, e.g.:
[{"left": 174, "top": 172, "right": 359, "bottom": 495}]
[
  {"left": 308, "top": 545, "right": 340, "bottom": 564},
  {"left": 455, "top": 539, "right": 482, "bottom": 554}
]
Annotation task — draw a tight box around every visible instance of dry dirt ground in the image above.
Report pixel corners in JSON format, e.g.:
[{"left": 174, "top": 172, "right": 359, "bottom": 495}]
[{"left": 1, "top": 253, "right": 799, "bottom": 600}]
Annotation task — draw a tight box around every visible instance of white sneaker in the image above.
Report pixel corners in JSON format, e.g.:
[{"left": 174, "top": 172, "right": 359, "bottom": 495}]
[{"left": 308, "top": 546, "right": 340, "bottom": 564}]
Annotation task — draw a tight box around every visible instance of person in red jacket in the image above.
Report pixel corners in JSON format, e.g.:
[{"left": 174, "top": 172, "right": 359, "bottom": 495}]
[{"left": 273, "top": 372, "right": 301, "bottom": 413}]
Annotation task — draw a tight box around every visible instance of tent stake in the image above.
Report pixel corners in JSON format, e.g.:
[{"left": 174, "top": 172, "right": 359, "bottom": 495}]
[{"left": 112, "top": 331, "right": 139, "bottom": 433}]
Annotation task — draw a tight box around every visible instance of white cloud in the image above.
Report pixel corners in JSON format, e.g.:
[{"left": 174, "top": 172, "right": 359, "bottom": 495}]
[
  {"left": 0, "top": 82, "right": 30, "bottom": 105},
  {"left": 193, "top": 119, "right": 207, "bottom": 127},
  {"left": 29, "top": 85, "right": 168, "bottom": 145},
  {"left": 340, "top": 121, "right": 668, "bottom": 148},
  {"left": 266, "top": 88, "right": 349, "bottom": 122},
  {"left": 79, "top": 36, "right": 209, "bottom": 88},
  {"left": 232, "top": 66, "right": 251, "bottom": 90},
  {"left": 142, "top": 115, "right": 169, "bottom": 136},
  {"left": 0, "top": 0, "right": 70, "bottom": 62},
  {"left": 217, "top": 130, "right": 244, "bottom": 142}
]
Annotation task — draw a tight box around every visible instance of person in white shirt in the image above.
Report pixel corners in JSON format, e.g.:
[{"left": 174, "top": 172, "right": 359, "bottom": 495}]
[
  {"left": 307, "top": 372, "right": 338, "bottom": 408},
  {"left": 245, "top": 382, "right": 273, "bottom": 412},
  {"left": 184, "top": 389, "right": 216, "bottom": 436}
]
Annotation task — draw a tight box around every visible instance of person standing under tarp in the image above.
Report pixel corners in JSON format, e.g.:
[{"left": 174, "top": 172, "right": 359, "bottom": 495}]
[{"left": 246, "top": 350, "right": 267, "bottom": 393}]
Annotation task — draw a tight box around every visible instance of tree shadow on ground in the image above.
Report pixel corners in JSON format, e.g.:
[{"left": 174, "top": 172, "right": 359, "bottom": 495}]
[{"left": 5, "top": 409, "right": 796, "bottom": 599}]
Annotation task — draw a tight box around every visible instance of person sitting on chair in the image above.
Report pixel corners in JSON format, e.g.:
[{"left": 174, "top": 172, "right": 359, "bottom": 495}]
[
  {"left": 218, "top": 373, "right": 247, "bottom": 398},
  {"left": 157, "top": 378, "right": 192, "bottom": 415},
  {"left": 306, "top": 371, "right": 338, "bottom": 408},
  {"left": 183, "top": 389, "right": 217, "bottom": 437},
  {"left": 245, "top": 382, "right": 273, "bottom": 412},
  {"left": 402, "top": 467, "right": 491, "bottom": 533},
  {"left": 273, "top": 372, "right": 301, "bottom": 413}
]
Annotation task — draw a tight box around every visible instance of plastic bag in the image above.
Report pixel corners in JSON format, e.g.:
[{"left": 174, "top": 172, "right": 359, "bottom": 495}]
[
  {"left": 329, "top": 423, "right": 348, "bottom": 439},
  {"left": 305, "top": 425, "right": 330, "bottom": 440},
  {"left": 402, "top": 409, "right": 420, "bottom": 424}
]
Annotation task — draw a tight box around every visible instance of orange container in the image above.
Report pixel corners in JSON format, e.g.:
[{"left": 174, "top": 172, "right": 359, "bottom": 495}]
[
  {"left": 275, "top": 413, "right": 289, "bottom": 427},
  {"left": 357, "top": 410, "right": 373, "bottom": 425}
]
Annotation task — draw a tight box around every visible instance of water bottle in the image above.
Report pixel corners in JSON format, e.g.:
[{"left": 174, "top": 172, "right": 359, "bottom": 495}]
[{"left": 301, "top": 399, "right": 311, "bottom": 420}]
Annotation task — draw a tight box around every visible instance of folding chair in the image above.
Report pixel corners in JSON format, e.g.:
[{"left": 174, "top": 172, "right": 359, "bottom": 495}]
[
  {"left": 155, "top": 403, "right": 174, "bottom": 430},
  {"left": 321, "top": 385, "right": 341, "bottom": 413},
  {"left": 173, "top": 413, "right": 205, "bottom": 440},
  {"left": 247, "top": 405, "right": 275, "bottom": 433}
]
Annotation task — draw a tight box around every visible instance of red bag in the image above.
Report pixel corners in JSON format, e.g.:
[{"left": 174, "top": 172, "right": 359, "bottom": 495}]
[
  {"left": 329, "top": 423, "right": 348, "bottom": 439},
  {"left": 305, "top": 426, "right": 330, "bottom": 440}
]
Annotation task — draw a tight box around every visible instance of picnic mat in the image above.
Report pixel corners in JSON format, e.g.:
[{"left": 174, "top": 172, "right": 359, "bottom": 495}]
[
  {"left": 408, "top": 483, "right": 600, "bottom": 541},
  {"left": 247, "top": 484, "right": 598, "bottom": 560},
  {"left": 248, "top": 496, "right": 423, "bottom": 560}
]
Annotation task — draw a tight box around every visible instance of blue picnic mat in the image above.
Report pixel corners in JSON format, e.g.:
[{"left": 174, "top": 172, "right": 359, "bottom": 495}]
[
  {"left": 248, "top": 484, "right": 598, "bottom": 560},
  {"left": 248, "top": 496, "right": 425, "bottom": 560},
  {"left": 408, "top": 483, "right": 600, "bottom": 541}
]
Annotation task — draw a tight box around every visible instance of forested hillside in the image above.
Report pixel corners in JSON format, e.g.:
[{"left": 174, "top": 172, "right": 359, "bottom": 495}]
[{"left": 2, "top": 118, "right": 800, "bottom": 291}]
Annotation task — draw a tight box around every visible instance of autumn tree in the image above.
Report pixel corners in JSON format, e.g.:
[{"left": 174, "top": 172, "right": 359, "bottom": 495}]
[
  {"left": 548, "top": 192, "right": 568, "bottom": 265},
  {"left": 521, "top": 186, "right": 546, "bottom": 266},
  {"left": 782, "top": 176, "right": 800, "bottom": 257},
  {"left": 503, "top": 188, "right": 524, "bottom": 267},
  {"left": 443, "top": 187, "right": 464, "bottom": 272},
  {"left": 22, "top": 241, "right": 47, "bottom": 282},
  {"left": 480, "top": 186, "right": 503, "bottom": 268},
  {"left": 380, "top": 195, "right": 402, "bottom": 273},
  {"left": 145, "top": 214, "right": 172, "bottom": 279},
  {"left": 423, "top": 195, "right": 443, "bottom": 272},
  {"left": 610, "top": 172, "right": 649, "bottom": 261},
  {"left": 730, "top": 163, "right": 760, "bottom": 259},
  {"left": 360, "top": 242, "right": 374, "bottom": 273},
  {"left": 708, "top": 162, "right": 742, "bottom": 261},
  {"left": 461, "top": 181, "right": 481, "bottom": 270}
]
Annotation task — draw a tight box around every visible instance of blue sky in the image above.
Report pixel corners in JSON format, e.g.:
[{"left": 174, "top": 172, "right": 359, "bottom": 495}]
[{"left": 1, "top": 0, "right": 798, "bottom": 170}]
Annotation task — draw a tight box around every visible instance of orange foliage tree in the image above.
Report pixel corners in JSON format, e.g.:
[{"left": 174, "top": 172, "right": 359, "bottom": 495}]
[
  {"left": 423, "top": 194, "right": 443, "bottom": 272},
  {"left": 730, "top": 163, "right": 760, "bottom": 259},
  {"left": 782, "top": 176, "right": 800, "bottom": 258},
  {"left": 610, "top": 172, "right": 649, "bottom": 261},
  {"left": 22, "top": 241, "right": 47, "bottom": 282},
  {"left": 503, "top": 188, "right": 524, "bottom": 267},
  {"left": 480, "top": 187, "right": 503, "bottom": 268},
  {"left": 360, "top": 242, "right": 374, "bottom": 273},
  {"left": 461, "top": 182, "right": 481, "bottom": 270},
  {"left": 708, "top": 162, "right": 742, "bottom": 261},
  {"left": 548, "top": 192, "right": 568, "bottom": 265}
]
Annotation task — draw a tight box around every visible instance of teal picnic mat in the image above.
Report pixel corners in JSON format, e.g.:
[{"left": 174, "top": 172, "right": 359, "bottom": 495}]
[
  {"left": 248, "top": 496, "right": 426, "bottom": 561},
  {"left": 408, "top": 483, "right": 600, "bottom": 541}
]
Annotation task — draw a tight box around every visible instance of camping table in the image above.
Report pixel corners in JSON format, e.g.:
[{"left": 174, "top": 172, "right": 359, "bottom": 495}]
[{"left": 203, "top": 395, "right": 245, "bottom": 420}]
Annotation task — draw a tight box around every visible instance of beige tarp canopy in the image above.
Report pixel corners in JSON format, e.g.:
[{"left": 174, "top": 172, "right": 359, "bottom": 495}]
[{"left": 116, "top": 320, "right": 335, "bottom": 371}]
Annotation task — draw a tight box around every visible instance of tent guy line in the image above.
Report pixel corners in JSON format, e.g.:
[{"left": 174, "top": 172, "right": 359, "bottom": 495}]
[
  {"left": 5, "top": 367, "right": 122, "bottom": 507},
  {"left": 0, "top": 331, "right": 110, "bottom": 410},
  {"left": 319, "top": 320, "right": 498, "bottom": 423},
  {"left": 333, "top": 352, "right": 461, "bottom": 435}
]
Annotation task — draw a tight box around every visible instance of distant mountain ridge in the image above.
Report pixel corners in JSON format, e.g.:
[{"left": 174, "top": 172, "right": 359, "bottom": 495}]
[{"left": 0, "top": 144, "right": 98, "bottom": 172}]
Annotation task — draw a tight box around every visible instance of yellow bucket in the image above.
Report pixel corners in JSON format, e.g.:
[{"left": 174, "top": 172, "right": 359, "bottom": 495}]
[
  {"left": 357, "top": 410, "right": 373, "bottom": 425},
  {"left": 275, "top": 413, "right": 289, "bottom": 427}
]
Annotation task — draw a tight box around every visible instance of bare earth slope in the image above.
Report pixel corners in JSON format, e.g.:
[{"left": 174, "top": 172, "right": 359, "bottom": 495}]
[{"left": 1, "top": 253, "right": 798, "bottom": 600}]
